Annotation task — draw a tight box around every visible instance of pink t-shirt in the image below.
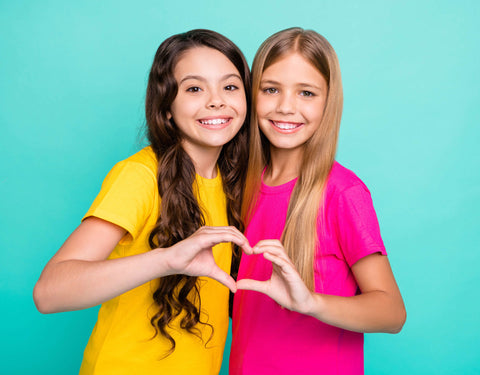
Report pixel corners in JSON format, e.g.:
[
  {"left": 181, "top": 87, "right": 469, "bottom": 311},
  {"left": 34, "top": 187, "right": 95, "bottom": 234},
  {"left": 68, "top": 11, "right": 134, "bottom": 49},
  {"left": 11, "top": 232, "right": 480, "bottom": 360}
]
[{"left": 230, "top": 162, "right": 387, "bottom": 375}]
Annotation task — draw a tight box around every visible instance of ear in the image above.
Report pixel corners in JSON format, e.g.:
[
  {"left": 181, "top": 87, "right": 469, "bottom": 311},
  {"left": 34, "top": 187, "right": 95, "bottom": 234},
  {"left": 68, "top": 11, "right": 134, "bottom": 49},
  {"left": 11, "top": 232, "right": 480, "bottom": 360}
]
[{"left": 167, "top": 111, "right": 172, "bottom": 120}]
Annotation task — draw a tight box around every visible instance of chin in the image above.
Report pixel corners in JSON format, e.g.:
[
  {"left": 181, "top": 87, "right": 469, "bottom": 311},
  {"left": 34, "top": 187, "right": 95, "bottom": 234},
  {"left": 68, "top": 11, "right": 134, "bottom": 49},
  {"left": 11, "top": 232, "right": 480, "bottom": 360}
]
[{"left": 208, "top": 134, "right": 237, "bottom": 147}]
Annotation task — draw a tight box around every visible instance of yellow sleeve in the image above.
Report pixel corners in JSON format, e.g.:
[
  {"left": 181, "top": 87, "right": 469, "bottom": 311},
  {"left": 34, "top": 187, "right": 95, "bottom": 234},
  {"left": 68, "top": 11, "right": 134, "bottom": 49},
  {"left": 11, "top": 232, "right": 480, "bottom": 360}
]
[{"left": 83, "top": 160, "right": 157, "bottom": 244}]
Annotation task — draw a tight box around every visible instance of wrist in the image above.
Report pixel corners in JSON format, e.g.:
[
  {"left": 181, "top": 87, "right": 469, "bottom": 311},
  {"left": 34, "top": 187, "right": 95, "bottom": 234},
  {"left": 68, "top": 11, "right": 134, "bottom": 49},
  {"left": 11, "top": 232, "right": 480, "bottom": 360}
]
[
  {"left": 150, "top": 247, "right": 175, "bottom": 277},
  {"left": 304, "top": 292, "right": 325, "bottom": 319}
]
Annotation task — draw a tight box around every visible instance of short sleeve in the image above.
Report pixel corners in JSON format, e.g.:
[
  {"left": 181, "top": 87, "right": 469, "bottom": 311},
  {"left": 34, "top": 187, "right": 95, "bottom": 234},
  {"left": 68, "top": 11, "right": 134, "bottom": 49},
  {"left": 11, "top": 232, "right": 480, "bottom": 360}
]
[
  {"left": 83, "top": 160, "right": 157, "bottom": 244},
  {"left": 334, "top": 184, "right": 387, "bottom": 266}
]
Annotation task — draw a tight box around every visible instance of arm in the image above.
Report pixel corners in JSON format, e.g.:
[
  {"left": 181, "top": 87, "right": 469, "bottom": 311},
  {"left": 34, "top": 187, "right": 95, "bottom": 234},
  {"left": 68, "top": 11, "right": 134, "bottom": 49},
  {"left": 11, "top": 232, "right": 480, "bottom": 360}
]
[
  {"left": 308, "top": 252, "right": 406, "bottom": 333},
  {"left": 33, "top": 217, "right": 251, "bottom": 314},
  {"left": 236, "top": 240, "right": 405, "bottom": 333}
]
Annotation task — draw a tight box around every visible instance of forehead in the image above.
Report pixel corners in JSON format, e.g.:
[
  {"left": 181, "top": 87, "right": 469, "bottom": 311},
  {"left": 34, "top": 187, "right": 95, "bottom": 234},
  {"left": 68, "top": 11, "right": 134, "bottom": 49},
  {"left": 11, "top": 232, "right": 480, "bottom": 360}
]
[
  {"left": 174, "top": 47, "right": 240, "bottom": 80},
  {"left": 262, "top": 52, "right": 326, "bottom": 87}
]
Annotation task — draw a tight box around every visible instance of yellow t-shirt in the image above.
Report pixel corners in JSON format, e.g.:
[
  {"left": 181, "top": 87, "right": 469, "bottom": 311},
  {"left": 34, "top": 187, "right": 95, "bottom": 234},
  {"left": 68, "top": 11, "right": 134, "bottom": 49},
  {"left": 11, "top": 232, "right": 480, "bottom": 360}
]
[{"left": 79, "top": 147, "right": 231, "bottom": 375}]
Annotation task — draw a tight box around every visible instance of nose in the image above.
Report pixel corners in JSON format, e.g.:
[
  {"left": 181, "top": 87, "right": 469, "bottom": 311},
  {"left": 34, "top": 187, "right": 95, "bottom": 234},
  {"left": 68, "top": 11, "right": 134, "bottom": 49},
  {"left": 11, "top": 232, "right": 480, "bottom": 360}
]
[
  {"left": 276, "top": 92, "right": 295, "bottom": 114},
  {"left": 207, "top": 89, "right": 225, "bottom": 109}
]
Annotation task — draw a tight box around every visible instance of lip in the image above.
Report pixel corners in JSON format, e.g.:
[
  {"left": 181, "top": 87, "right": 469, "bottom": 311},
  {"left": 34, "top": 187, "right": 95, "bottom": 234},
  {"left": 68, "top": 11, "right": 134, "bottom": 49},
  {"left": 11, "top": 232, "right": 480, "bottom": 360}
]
[
  {"left": 270, "top": 120, "right": 304, "bottom": 134},
  {"left": 197, "top": 116, "right": 233, "bottom": 130}
]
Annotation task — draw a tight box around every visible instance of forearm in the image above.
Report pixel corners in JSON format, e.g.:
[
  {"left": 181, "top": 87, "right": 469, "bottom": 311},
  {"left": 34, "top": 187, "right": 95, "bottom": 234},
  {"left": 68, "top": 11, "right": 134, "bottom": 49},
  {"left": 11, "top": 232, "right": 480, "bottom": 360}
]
[
  {"left": 306, "top": 290, "right": 406, "bottom": 334},
  {"left": 33, "top": 224, "right": 248, "bottom": 314},
  {"left": 33, "top": 248, "right": 170, "bottom": 314}
]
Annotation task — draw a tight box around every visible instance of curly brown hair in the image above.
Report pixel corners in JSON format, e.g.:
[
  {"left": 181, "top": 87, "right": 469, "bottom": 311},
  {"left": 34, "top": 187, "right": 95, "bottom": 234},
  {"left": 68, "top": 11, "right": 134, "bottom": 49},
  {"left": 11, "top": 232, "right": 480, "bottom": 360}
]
[{"left": 144, "top": 29, "right": 251, "bottom": 357}]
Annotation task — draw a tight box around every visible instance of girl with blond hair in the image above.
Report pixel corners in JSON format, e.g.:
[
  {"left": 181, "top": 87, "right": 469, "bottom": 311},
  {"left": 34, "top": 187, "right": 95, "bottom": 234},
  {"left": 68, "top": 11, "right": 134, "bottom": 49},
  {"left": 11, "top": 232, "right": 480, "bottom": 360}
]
[{"left": 230, "top": 27, "right": 406, "bottom": 374}]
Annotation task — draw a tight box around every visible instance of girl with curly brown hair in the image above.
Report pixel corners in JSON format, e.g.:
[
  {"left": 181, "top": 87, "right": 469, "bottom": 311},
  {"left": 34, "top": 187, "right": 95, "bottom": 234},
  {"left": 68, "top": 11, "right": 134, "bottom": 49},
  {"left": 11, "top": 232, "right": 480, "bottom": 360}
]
[{"left": 34, "top": 29, "right": 251, "bottom": 374}]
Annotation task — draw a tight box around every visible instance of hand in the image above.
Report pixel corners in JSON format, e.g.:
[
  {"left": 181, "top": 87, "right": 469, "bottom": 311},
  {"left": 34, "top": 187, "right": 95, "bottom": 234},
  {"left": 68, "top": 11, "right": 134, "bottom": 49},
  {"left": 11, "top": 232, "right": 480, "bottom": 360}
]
[
  {"left": 236, "top": 240, "right": 315, "bottom": 314},
  {"left": 161, "top": 226, "right": 252, "bottom": 293}
]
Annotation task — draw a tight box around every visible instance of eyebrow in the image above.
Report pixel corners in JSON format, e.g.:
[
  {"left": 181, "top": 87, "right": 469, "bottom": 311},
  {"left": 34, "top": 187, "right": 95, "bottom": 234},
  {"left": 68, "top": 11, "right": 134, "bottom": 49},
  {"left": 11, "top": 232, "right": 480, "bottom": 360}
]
[
  {"left": 180, "top": 73, "right": 242, "bottom": 85},
  {"left": 260, "top": 79, "right": 324, "bottom": 91}
]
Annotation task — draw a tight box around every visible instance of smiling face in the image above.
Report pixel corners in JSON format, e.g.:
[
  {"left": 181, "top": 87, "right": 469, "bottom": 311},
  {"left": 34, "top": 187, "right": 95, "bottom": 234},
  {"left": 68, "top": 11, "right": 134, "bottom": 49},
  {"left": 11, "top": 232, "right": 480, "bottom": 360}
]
[
  {"left": 256, "top": 52, "right": 328, "bottom": 156},
  {"left": 169, "top": 47, "right": 247, "bottom": 159}
]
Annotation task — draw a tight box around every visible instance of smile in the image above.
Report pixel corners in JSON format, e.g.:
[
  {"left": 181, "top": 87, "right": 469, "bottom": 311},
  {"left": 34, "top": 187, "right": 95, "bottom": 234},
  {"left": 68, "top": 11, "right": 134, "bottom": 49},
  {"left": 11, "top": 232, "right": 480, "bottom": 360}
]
[
  {"left": 270, "top": 120, "right": 304, "bottom": 133},
  {"left": 197, "top": 117, "right": 232, "bottom": 129}
]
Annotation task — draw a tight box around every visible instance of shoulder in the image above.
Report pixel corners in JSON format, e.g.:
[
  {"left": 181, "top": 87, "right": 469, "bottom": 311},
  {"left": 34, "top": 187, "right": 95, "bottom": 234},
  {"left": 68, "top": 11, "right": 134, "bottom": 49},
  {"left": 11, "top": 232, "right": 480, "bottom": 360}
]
[
  {"left": 99, "top": 146, "right": 158, "bottom": 191},
  {"left": 85, "top": 147, "right": 160, "bottom": 240},
  {"left": 116, "top": 146, "right": 158, "bottom": 177},
  {"left": 326, "top": 161, "right": 370, "bottom": 198}
]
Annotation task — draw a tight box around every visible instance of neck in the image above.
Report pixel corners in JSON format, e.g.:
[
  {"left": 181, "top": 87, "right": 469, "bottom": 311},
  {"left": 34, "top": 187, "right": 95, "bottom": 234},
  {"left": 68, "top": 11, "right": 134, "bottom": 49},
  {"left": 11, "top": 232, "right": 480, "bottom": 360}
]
[
  {"left": 183, "top": 142, "right": 222, "bottom": 179},
  {"left": 264, "top": 146, "right": 303, "bottom": 186}
]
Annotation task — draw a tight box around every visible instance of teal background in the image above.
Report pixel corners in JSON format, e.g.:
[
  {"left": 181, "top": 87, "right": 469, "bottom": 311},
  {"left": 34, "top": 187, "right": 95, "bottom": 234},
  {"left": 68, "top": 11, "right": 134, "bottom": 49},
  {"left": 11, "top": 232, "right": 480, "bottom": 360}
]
[{"left": 1, "top": 0, "right": 479, "bottom": 373}]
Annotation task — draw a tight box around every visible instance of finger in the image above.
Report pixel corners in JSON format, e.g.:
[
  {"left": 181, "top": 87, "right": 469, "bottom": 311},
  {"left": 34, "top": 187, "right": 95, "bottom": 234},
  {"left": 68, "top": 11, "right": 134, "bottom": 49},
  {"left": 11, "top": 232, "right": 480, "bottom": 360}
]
[
  {"left": 240, "top": 243, "right": 254, "bottom": 255},
  {"left": 263, "top": 251, "right": 298, "bottom": 276},
  {"left": 199, "top": 228, "right": 252, "bottom": 253},
  {"left": 253, "top": 240, "right": 285, "bottom": 255},
  {"left": 254, "top": 243, "right": 283, "bottom": 254},
  {"left": 253, "top": 243, "right": 292, "bottom": 264},
  {"left": 197, "top": 226, "right": 243, "bottom": 237},
  {"left": 196, "top": 232, "right": 246, "bottom": 249},
  {"left": 201, "top": 225, "right": 247, "bottom": 240},
  {"left": 207, "top": 266, "right": 238, "bottom": 293},
  {"left": 236, "top": 278, "right": 269, "bottom": 294},
  {"left": 224, "top": 226, "right": 253, "bottom": 253},
  {"left": 254, "top": 239, "right": 283, "bottom": 248},
  {"left": 190, "top": 226, "right": 253, "bottom": 255}
]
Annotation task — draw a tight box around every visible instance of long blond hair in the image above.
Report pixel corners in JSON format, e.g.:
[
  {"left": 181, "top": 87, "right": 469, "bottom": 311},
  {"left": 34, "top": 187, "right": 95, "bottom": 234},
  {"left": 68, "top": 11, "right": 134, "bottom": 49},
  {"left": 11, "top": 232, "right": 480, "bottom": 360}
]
[{"left": 243, "top": 28, "right": 343, "bottom": 290}]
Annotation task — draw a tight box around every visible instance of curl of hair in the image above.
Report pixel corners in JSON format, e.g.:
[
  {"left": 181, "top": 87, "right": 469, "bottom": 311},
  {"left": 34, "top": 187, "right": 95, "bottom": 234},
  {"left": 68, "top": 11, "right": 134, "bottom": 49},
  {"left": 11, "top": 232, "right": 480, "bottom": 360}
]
[
  {"left": 145, "top": 29, "right": 250, "bottom": 356},
  {"left": 243, "top": 27, "right": 343, "bottom": 290}
]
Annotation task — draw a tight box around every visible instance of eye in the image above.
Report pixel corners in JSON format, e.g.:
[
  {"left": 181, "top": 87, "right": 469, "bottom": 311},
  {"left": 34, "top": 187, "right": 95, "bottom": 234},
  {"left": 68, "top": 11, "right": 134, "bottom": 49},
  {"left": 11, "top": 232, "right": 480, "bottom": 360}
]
[
  {"left": 300, "top": 90, "right": 315, "bottom": 97},
  {"left": 263, "top": 87, "right": 278, "bottom": 94},
  {"left": 186, "top": 86, "right": 202, "bottom": 93},
  {"left": 225, "top": 85, "right": 239, "bottom": 91}
]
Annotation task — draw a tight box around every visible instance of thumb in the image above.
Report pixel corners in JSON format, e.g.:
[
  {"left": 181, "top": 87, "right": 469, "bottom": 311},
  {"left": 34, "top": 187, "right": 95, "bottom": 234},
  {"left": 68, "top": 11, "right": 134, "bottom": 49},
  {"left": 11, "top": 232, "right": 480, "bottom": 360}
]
[
  {"left": 236, "top": 278, "right": 269, "bottom": 294},
  {"left": 208, "top": 265, "right": 237, "bottom": 293}
]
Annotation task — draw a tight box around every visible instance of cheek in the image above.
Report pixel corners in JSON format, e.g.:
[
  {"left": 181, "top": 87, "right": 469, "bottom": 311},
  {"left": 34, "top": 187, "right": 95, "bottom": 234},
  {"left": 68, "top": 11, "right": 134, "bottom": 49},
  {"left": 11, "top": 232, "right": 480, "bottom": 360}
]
[
  {"left": 169, "top": 99, "right": 181, "bottom": 120},
  {"left": 256, "top": 111, "right": 271, "bottom": 134},
  {"left": 304, "top": 101, "right": 326, "bottom": 122},
  {"left": 256, "top": 96, "right": 272, "bottom": 118},
  {"left": 170, "top": 97, "right": 194, "bottom": 121},
  {"left": 236, "top": 96, "right": 247, "bottom": 121}
]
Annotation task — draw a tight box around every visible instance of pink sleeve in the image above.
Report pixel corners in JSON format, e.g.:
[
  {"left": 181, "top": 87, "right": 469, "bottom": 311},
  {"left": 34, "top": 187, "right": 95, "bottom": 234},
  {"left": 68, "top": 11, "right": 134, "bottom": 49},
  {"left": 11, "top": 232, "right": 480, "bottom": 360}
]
[{"left": 334, "top": 184, "right": 387, "bottom": 266}]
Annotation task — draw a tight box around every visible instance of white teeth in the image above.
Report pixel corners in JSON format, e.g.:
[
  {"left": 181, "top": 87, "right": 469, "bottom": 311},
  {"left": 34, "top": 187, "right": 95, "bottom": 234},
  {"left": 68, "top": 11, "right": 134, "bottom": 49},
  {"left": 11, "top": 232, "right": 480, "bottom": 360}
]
[
  {"left": 273, "top": 121, "right": 300, "bottom": 130},
  {"left": 199, "top": 118, "right": 229, "bottom": 125}
]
